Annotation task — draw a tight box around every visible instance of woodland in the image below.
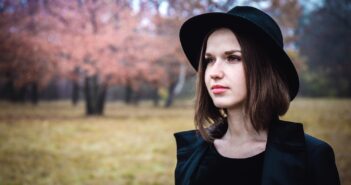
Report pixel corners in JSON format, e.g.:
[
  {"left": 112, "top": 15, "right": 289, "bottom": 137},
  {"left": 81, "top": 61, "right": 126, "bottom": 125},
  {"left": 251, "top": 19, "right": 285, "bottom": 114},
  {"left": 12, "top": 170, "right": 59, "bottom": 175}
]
[{"left": 0, "top": 0, "right": 350, "bottom": 115}]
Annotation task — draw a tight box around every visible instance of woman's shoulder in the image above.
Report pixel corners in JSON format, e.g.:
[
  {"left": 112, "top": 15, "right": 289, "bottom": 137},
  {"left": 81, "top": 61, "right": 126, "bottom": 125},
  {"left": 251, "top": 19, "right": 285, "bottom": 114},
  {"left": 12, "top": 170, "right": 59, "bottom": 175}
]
[
  {"left": 174, "top": 130, "right": 206, "bottom": 154},
  {"left": 304, "top": 133, "right": 336, "bottom": 157},
  {"left": 272, "top": 119, "right": 336, "bottom": 158},
  {"left": 304, "top": 133, "right": 331, "bottom": 147},
  {"left": 303, "top": 133, "right": 340, "bottom": 184}
]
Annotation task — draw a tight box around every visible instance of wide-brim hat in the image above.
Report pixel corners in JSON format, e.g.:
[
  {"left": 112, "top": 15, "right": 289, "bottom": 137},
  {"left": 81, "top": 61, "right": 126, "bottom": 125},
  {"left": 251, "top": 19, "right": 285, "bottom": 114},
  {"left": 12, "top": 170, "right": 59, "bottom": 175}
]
[{"left": 179, "top": 6, "right": 299, "bottom": 101}]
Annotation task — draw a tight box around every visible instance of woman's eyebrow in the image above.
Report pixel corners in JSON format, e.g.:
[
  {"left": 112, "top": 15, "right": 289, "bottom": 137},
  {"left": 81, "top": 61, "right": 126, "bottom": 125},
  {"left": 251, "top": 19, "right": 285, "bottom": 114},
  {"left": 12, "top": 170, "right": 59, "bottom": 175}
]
[
  {"left": 224, "top": 50, "right": 241, "bottom": 55},
  {"left": 205, "top": 53, "right": 213, "bottom": 57},
  {"left": 205, "top": 50, "right": 241, "bottom": 56}
]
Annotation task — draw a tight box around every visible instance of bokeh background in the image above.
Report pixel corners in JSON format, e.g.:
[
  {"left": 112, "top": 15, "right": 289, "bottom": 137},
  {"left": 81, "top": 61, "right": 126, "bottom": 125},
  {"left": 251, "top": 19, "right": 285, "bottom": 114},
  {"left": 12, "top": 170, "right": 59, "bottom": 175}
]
[{"left": 0, "top": 0, "right": 350, "bottom": 185}]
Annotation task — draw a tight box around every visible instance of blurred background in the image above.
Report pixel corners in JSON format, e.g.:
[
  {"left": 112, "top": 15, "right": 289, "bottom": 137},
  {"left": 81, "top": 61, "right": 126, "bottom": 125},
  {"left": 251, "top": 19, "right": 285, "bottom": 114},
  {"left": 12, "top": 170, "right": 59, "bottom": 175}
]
[{"left": 0, "top": 0, "right": 350, "bottom": 184}]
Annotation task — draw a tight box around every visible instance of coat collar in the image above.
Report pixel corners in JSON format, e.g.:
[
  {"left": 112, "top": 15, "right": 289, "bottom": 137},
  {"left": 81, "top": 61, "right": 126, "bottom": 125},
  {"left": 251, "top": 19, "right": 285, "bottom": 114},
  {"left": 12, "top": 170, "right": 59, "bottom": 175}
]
[
  {"left": 174, "top": 119, "right": 307, "bottom": 185},
  {"left": 261, "top": 119, "right": 307, "bottom": 185}
]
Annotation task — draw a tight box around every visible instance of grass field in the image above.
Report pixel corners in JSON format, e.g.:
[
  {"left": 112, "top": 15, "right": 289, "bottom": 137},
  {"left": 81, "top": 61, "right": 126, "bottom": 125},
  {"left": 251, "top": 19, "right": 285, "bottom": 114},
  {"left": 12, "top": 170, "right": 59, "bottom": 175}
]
[{"left": 0, "top": 98, "right": 350, "bottom": 185}]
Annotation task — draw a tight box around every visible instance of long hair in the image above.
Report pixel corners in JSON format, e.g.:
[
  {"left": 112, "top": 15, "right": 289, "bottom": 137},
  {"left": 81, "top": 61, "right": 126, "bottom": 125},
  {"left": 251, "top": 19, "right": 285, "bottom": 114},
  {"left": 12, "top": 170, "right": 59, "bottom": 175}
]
[{"left": 194, "top": 27, "right": 290, "bottom": 142}]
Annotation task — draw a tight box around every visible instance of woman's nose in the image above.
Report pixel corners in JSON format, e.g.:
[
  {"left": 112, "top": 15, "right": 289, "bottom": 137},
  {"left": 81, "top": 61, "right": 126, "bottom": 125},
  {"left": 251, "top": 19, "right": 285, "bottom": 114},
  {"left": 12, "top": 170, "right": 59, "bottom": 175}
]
[{"left": 209, "top": 62, "right": 224, "bottom": 79}]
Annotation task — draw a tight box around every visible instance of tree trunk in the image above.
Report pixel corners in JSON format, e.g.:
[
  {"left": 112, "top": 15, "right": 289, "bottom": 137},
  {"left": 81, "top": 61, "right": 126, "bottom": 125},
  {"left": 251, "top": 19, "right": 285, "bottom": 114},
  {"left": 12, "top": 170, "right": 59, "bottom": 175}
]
[
  {"left": 164, "top": 64, "right": 186, "bottom": 108},
  {"left": 124, "top": 83, "right": 132, "bottom": 104},
  {"left": 131, "top": 89, "right": 140, "bottom": 106},
  {"left": 30, "top": 82, "right": 38, "bottom": 105},
  {"left": 97, "top": 84, "right": 107, "bottom": 114},
  {"left": 165, "top": 80, "right": 176, "bottom": 108},
  {"left": 84, "top": 76, "right": 94, "bottom": 115},
  {"left": 152, "top": 86, "right": 160, "bottom": 107},
  {"left": 72, "top": 81, "right": 79, "bottom": 106},
  {"left": 84, "top": 75, "right": 107, "bottom": 116}
]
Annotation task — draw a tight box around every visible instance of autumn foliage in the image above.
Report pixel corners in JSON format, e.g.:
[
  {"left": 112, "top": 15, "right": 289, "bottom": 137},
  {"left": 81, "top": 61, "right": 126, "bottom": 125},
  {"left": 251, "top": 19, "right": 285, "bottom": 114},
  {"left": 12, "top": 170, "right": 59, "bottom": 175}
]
[{"left": 0, "top": 0, "right": 188, "bottom": 114}]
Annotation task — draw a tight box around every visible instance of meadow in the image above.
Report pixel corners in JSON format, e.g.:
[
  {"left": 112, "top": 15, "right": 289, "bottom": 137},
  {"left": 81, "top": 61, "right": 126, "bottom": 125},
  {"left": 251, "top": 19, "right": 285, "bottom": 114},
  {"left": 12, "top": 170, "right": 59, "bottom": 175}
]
[{"left": 0, "top": 98, "right": 350, "bottom": 185}]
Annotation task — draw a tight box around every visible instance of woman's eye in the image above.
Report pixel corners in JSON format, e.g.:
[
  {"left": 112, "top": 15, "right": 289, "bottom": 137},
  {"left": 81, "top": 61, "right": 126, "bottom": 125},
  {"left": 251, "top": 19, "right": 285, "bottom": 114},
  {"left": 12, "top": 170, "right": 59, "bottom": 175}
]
[
  {"left": 204, "top": 57, "right": 215, "bottom": 64},
  {"left": 227, "top": 55, "right": 242, "bottom": 62}
]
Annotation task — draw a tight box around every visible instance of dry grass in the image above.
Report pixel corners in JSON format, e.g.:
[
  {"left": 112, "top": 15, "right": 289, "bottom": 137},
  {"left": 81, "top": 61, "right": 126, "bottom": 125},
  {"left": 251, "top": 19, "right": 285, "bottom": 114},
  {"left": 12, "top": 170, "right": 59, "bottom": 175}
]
[{"left": 0, "top": 98, "right": 350, "bottom": 185}]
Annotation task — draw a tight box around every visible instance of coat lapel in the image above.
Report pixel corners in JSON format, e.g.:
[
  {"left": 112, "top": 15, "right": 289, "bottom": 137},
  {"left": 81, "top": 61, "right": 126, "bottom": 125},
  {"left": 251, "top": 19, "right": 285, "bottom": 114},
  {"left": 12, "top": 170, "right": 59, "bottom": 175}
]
[{"left": 261, "top": 119, "right": 307, "bottom": 185}]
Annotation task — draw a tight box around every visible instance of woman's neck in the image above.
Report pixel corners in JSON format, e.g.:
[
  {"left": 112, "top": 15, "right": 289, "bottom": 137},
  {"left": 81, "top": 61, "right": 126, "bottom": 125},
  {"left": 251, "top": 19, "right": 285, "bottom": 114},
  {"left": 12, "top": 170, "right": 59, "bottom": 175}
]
[{"left": 223, "top": 107, "right": 267, "bottom": 144}]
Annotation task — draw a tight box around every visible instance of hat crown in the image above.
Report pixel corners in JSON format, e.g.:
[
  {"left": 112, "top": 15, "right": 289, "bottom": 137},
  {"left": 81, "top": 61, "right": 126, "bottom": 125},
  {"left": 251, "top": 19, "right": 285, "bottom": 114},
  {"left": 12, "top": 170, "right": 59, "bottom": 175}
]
[{"left": 228, "top": 6, "right": 284, "bottom": 48}]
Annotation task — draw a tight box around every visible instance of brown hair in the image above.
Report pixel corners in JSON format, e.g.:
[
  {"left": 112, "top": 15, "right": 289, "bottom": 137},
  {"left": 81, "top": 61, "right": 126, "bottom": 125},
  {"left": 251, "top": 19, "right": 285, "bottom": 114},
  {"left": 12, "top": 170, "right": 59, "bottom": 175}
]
[{"left": 194, "top": 27, "right": 290, "bottom": 142}]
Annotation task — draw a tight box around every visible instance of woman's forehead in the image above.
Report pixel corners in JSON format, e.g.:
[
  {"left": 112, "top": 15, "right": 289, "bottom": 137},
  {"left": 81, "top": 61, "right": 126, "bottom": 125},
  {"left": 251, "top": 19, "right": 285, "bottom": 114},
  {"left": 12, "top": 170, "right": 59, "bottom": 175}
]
[{"left": 206, "top": 28, "right": 241, "bottom": 55}]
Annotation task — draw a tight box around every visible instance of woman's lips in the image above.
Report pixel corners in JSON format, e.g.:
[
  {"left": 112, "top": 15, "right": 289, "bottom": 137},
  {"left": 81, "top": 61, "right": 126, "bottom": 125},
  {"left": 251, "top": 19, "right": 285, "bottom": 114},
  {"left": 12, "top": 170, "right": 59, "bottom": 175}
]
[
  {"left": 212, "top": 88, "right": 227, "bottom": 94},
  {"left": 211, "top": 85, "right": 229, "bottom": 94}
]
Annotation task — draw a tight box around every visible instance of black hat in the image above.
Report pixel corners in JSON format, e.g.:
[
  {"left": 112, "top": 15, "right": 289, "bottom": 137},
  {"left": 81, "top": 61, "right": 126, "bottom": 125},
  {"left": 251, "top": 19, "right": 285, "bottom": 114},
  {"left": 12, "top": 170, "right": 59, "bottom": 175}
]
[{"left": 179, "top": 6, "right": 299, "bottom": 101}]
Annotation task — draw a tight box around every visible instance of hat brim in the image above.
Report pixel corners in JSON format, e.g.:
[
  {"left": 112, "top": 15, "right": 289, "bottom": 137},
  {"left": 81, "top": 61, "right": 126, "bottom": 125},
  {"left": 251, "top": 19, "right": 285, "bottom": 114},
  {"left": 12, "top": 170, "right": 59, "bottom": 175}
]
[{"left": 179, "top": 13, "right": 299, "bottom": 101}]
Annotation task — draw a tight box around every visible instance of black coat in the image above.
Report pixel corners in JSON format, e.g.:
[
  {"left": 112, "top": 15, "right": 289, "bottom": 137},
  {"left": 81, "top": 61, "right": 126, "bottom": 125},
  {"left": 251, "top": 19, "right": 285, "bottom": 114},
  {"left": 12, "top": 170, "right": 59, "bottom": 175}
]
[{"left": 174, "top": 119, "right": 340, "bottom": 185}]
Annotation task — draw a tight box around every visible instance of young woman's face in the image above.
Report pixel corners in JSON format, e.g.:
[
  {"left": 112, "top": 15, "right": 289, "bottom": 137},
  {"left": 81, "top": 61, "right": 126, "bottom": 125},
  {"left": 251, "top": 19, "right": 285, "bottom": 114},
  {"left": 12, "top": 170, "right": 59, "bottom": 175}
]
[{"left": 204, "top": 28, "right": 247, "bottom": 109}]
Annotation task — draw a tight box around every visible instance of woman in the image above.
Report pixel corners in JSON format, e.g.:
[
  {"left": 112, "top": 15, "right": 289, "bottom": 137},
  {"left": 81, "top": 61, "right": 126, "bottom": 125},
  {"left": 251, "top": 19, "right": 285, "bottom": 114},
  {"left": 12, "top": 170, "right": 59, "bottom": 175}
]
[{"left": 174, "top": 6, "right": 340, "bottom": 185}]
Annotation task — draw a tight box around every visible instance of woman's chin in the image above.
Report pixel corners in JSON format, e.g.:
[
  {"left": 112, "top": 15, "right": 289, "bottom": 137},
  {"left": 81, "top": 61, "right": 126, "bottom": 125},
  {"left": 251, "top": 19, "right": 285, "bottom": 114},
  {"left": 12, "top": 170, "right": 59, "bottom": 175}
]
[
  {"left": 212, "top": 100, "right": 245, "bottom": 109},
  {"left": 213, "top": 102, "right": 234, "bottom": 109}
]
